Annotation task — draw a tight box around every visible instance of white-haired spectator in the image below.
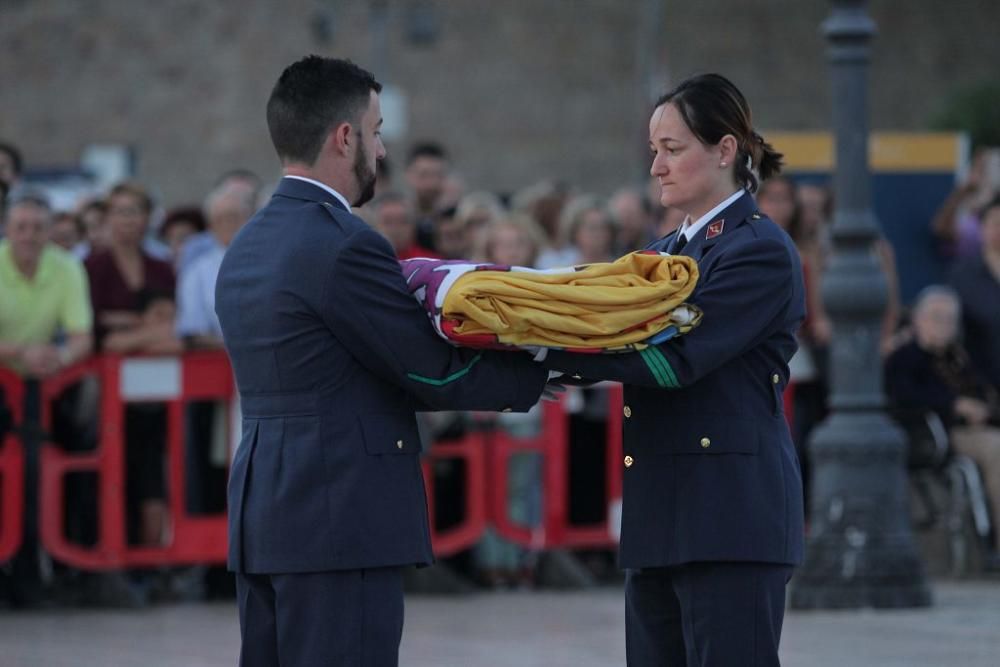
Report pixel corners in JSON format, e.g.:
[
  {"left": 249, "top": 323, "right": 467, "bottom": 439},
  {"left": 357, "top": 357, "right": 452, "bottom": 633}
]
[{"left": 176, "top": 182, "right": 255, "bottom": 347}]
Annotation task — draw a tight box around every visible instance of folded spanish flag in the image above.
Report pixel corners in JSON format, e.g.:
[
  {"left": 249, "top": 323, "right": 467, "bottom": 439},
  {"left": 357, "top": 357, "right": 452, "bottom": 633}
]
[{"left": 400, "top": 251, "right": 701, "bottom": 353}]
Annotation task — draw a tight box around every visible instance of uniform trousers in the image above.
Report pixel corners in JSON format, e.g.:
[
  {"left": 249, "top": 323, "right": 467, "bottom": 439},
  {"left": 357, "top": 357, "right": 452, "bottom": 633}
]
[
  {"left": 236, "top": 567, "right": 404, "bottom": 667},
  {"left": 625, "top": 561, "right": 792, "bottom": 667}
]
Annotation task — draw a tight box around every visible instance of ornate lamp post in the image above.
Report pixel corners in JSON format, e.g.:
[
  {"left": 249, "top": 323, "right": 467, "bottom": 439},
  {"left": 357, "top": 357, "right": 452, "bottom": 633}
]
[{"left": 789, "top": 0, "right": 932, "bottom": 609}]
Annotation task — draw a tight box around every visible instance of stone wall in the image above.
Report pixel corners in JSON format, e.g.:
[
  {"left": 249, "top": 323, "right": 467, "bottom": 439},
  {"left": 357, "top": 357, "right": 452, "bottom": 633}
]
[{"left": 2, "top": 0, "right": 997, "bottom": 205}]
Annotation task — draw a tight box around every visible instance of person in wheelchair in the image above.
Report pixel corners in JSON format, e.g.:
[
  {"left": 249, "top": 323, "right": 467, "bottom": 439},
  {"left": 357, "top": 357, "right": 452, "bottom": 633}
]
[{"left": 885, "top": 285, "right": 1000, "bottom": 567}]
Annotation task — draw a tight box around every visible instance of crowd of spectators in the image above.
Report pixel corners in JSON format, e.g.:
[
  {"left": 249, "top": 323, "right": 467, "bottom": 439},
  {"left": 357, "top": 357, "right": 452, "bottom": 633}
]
[{"left": 1, "top": 134, "right": 999, "bottom": 607}]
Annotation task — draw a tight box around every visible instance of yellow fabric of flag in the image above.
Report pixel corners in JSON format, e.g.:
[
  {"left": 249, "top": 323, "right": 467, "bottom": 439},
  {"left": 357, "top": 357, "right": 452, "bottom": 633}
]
[{"left": 441, "top": 251, "right": 700, "bottom": 350}]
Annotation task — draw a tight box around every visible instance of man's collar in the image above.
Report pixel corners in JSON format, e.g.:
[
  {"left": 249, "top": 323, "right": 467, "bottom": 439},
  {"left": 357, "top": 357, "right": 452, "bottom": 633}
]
[{"left": 278, "top": 175, "right": 352, "bottom": 212}]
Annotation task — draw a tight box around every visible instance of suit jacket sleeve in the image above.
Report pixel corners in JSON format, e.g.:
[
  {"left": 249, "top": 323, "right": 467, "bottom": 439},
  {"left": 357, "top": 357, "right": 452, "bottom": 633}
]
[
  {"left": 542, "top": 237, "right": 797, "bottom": 389},
  {"left": 323, "top": 226, "right": 547, "bottom": 411}
]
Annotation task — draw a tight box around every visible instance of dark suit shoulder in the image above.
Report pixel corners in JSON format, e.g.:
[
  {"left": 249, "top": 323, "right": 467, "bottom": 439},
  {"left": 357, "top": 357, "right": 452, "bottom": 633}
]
[{"left": 312, "top": 201, "right": 368, "bottom": 235}]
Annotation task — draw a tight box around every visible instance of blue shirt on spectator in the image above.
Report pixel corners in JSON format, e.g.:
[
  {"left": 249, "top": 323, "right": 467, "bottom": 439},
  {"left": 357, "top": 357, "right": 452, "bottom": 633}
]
[{"left": 176, "top": 239, "right": 226, "bottom": 339}]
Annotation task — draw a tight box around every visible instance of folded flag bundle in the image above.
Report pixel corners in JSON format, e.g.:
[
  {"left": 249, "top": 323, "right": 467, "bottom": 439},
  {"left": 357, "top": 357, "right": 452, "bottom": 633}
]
[{"left": 400, "top": 250, "right": 702, "bottom": 353}]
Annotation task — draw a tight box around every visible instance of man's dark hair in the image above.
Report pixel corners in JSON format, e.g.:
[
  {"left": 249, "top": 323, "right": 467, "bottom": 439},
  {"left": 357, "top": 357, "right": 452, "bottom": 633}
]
[
  {"left": 406, "top": 142, "right": 447, "bottom": 167},
  {"left": 0, "top": 141, "right": 22, "bottom": 178},
  {"left": 266, "top": 56, "right": 381, "bottom": 166}
]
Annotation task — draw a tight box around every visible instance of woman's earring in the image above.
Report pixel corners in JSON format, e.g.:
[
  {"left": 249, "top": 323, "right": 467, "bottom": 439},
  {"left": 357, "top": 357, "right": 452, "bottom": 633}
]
[{"left": 720, "top": 162, "right": 727, "bottom": 168}]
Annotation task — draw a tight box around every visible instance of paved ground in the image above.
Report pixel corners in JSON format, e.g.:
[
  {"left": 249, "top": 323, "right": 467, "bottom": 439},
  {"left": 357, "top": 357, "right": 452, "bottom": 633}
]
[{"left": 1, "top": 579, "right": 998, "bottom": 666}]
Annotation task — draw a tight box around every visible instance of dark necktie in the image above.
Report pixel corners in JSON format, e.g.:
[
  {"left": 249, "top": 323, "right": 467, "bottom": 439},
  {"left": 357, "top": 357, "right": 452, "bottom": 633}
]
[{"left": 670, "top": 232, "right": 688, "bottom": 255}]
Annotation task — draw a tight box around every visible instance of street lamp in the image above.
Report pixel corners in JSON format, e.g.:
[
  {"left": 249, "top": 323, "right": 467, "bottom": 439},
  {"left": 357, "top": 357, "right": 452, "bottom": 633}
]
[{"left": 789, "top": 0, "right": 932, "bottom": 609}]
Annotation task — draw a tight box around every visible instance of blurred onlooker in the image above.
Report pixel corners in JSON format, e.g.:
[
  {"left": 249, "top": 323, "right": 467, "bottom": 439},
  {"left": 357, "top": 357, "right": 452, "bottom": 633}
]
[
  {"left": 374, "top": 156, "right": 392, "bottom": 196},
  {"left": 0, "top": 141, "right": 23, "bottom": 193},
  {"left": 541, "top": 195, "right": 616, "bottom": 551},
  {"left": 481, "top": 214, "right": 546, "bottom": 268},
  {"left": 432, "top": 208, "right": 470, "bottom": 260},
  {"left": 609, "top": 186, "right": 655, "bottom": 254},
  {"left": 0, "top": 180, "right": 9, "bottom": 222},
  {"left": 932, "top": 148, "right": 1000, "bottom": 261},
  {"left": 885, "top": 286, "right": 1000, "bottom": 560},
  {"left": 456, "top": 191, "right": 505, "bottom": 261},
  {"left": 405, "top": 142, "right": 449, "bottom": 250},
  {"left": 759, "top": 177, "right": 833, "bottom": 345},
  {"left": 178, "top": 170, "right": 261, "bottom": 274},
  {"left": 0, "top": 196, "right": 93, "bottom": 376},
  {"left": 538, "top": 194, "right": 613, "bottom": 269},
  {"left": 85, "top": 182, "right": 178, "bottom": 548},
  {"left": 568, "top": 196, "right": 616, "bottom": 265},
  {"left": 474, "top": 214, "right": 547, "bottom": 587},
  {"left": 0, "top": 195, "right": 92, "bottom": 608},
  {"left": 175, "top": 183, "right": 253, "bottom": 566},
  {"left": 159, "top": 206, "right": 207, "bottom": 265},
  {"left": 176, "top": 185, "right": 253, "bottom": 347},
  {"left": 511, "top": 180, "right": 571, "bottom": 255},
  {"left": 797, "top": 182, "right": 833, "bottom": 260},
  {"left": 50, "top": 210, "right": 85, "bottom": 252},
  {"left": 759, "top": 176, "right": 829, "bottom": 503},
  {"left": 370, "top": 191, "right": 437, "bottom": 260},
  {"left": 950, "top": 195, "right": 1000, "bottom": 391},
  {"left": 73, "top": 198, "right": 108, "bottom": 257},
  {"left": 440, "top": 172, "right": 466, "bottom": 212}
]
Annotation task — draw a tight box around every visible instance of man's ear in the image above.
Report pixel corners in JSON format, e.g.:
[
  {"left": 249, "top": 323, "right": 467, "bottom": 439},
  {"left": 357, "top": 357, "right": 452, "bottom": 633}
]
[{"left": 326, "top": 121, "right": 353, "bottom": 158}]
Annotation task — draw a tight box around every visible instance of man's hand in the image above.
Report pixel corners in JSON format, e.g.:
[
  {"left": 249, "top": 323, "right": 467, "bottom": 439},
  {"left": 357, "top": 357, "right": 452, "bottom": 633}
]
[{"left": 20, "top": 344, "right": 62, "bottom": 378}]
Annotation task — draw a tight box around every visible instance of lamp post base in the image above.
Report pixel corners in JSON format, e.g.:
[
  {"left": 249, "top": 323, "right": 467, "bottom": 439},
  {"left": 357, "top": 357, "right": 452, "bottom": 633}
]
[{"left": 790, "top": 411, "right": 933, "bottom": 610}]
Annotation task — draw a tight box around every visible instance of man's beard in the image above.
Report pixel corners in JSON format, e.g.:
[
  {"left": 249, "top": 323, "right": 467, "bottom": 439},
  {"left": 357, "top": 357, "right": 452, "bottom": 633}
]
[{"left": 352, "top": 143, "right": 377, "bottom": 207}]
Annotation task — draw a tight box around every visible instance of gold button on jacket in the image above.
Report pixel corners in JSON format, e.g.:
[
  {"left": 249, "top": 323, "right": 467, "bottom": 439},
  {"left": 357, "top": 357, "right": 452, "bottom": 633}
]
[
  {"left": 772, "top": 373, "right": 780, "bottom": 384},
  {"left": 624, "top": 455, "right": 634, "bottom": 468},
  {"left": 396, "top": 440, "right": 404, "bottom": 449},
  {"left": 700, "top": 437, "right": 711, "bottom": 448},
  {"left": 624, "top": 405, "right": 632, "bottom": 418}
]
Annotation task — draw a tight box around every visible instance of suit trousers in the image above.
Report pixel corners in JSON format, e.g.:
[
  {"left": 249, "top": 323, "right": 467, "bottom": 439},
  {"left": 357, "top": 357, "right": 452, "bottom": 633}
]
[
  {"left": 236, "top": 567, "right": 404, "bottom": 667},
  {"left": 625, "top": 562, "right": 792, "bottom": 667}
]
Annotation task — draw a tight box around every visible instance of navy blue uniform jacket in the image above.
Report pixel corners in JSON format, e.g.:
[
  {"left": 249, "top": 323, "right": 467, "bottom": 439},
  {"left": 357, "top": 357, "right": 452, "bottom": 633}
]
[
  {"left": 543, "top": 191, "right": 806, "bottom": 568},
  {"left": 215, "top": 178, "right": 547, "bottom": 574}
]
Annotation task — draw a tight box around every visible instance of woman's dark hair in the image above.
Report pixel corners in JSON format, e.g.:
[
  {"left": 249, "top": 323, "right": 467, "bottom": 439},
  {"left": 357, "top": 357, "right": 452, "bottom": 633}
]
[
  {"left": 655, "top": 73, "right": 782, "bottom": 193},
  {"left": 266, "top": 56, "right": 382, "bottom": 166},
  {"left": 159, "top": 206, "right": 207, "bottom": 240},
  {"left": 107, "top": 181, "right": 154, "bottom": 214}
]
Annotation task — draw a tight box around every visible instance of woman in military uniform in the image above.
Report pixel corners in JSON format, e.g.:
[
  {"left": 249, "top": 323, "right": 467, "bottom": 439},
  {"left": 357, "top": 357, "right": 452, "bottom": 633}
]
[{"left": 541, "top": 73, "right": 806, "bottom": 666}]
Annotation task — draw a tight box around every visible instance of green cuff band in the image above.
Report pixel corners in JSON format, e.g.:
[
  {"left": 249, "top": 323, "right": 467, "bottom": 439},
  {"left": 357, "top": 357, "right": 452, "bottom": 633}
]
[
  {"left": 641, "top": 347, "right": 679, "bottom": 389},
  {"left": 407, "top": 353, "right": 483, "bottom": 386},
  {"left": 640, "top": 348, "right": 669, "bottom": 388}
]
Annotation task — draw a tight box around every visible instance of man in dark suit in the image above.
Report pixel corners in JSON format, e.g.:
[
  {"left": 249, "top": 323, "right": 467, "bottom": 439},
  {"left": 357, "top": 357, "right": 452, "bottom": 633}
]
[{"left": 215, "top": 56, "right": 547, "bottom": 667}]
